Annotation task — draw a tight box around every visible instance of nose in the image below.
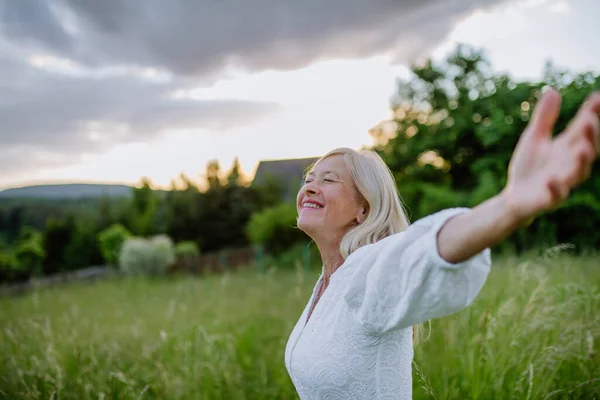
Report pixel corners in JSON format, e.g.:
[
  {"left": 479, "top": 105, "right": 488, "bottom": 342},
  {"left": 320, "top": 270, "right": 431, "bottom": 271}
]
[{"left": 303, "top": 180, "right": 320, "bottom": 196}]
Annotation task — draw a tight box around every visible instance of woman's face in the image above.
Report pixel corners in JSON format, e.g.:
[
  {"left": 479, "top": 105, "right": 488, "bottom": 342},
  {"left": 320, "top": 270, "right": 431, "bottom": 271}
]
[{"left": 296, "top": 154, "right": 366, "bottom": 243}]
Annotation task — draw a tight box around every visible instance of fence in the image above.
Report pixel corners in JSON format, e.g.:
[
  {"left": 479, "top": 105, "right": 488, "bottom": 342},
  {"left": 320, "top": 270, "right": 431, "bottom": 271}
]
[
  {"left": 168, "top": 246, "right": 260, "bottom": 275},
  {"left": 0, "top": 266, "right": 114, "bottom": 297},
  {"left": 0, "top": 245, "right": 314, "bottom": 297}
]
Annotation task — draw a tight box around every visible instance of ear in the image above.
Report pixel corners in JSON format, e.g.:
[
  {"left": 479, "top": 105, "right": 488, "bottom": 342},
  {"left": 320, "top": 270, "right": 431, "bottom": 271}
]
[{"left": 356, "top": 206, "right": 367, "bottom": 224}]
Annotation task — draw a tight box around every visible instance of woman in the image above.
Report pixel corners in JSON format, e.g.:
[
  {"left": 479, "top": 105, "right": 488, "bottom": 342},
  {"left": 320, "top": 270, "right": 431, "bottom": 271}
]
[{"left": 284, "top": 89, "right": 600, "bottom": 399}]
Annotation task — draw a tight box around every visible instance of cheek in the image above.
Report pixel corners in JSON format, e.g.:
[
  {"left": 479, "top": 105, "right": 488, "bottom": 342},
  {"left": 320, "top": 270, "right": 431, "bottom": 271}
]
[
  {"left": 296, "top": 190, "right": 304, "bottom": 209},
  {"left": 323, "top": 194, "right": 355, "bottom": 222}
]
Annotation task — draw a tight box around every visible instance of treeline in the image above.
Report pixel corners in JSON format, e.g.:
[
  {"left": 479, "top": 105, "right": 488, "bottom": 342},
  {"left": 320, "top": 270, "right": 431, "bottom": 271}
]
[
  {"left": 1, "top": 45, "right": 599, "bottom": 284},
  {"left": 0, "top": 160, "right": 289, "bottom": 283}
]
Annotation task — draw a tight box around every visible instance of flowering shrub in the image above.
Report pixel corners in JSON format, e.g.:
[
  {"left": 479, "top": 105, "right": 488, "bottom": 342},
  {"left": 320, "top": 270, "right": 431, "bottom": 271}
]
[{"left": 118, "top": 235, "right": 175, "bottom": 276}]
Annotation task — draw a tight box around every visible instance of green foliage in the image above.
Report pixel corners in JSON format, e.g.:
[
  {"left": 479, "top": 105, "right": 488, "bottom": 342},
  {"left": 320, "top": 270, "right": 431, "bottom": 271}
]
[
  {"left": 127, "top": 178, "right": 159, "bottom": 236},
  {"left": 246, "top": 202, "right": 307, "bottom": 254},
  {"left": 206, "top": 159, "right": 224, "bottom": 190},
  {"left": 251, "top": 174, "right": 287, "bottom": 207},
  {"left": 165, "top": 174, "right": 202, "bottom": 248},
  {"left": 225, "top": 157, "right": 247, "bottom": 187},
  {"left": 0, "top": 249, "right": 28, "bottom": 283},
  {"left": 165, "top": 160, "right": 282, "bottom": 254},
  {"left": 372, "top": 44, "right": 600, "bottom": 250},
  {"left": 118, "top": 235, "right": 175, "bottom": 276},
  {"left": 263, "top": 241, "right": 317, "bottom": 270},
  {"left": 0, "top": 197, "right": 129, "bottom": 238},
  {"left": 14, "top": 226, "right": 45, "bottom": 276},
  {"left": 98, "top": 224, "right": 131, "bottom": 267},
  {"left": 1, "top": 227, "right": 45, "bottom": 283},
  {"left": 41, "top": 214, "right": 77, "bottom": 275},
  {"left": 175, "top": 241, "right": 200, "bottom": 259},
  {"left": 63, "top": 221, "right": 104, "bottom": 270}
]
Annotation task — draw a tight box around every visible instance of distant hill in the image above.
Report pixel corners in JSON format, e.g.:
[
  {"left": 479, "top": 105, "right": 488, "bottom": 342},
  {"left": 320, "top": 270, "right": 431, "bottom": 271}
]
[{"left": 0, "top": 184, "right": 135, "bottom": 199}]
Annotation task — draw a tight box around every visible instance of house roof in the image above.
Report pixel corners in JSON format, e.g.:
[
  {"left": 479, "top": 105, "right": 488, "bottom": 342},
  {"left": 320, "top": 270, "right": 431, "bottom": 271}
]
[{"left": 252, "top": 156, "right": 319, "bottom": 192}]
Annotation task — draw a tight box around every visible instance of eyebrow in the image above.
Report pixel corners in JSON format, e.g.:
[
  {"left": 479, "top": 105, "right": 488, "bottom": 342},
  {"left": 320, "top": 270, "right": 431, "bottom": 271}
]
[{"left": 306, "top": 170, "right": 339, "bottom": 178}]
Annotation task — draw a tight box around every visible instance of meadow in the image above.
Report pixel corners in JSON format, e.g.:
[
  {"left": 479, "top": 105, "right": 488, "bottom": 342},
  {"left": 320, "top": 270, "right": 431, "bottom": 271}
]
[{"left": 1, "top": 249, "right": 599, "bottom": 399}]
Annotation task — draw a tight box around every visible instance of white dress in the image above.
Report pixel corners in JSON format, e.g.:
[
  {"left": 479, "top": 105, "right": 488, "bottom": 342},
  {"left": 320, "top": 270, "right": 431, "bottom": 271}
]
[{"left": 284, "top": 208, "right": 492, "bottom": 399}]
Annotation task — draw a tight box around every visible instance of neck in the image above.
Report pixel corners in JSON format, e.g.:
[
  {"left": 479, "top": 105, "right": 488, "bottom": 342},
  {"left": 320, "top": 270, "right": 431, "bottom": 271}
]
[{"left": 317, "top": 239, "right": 345, "bottom": 284}]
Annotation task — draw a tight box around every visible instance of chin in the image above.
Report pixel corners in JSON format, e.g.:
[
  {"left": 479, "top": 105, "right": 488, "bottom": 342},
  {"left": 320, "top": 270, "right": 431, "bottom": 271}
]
[{"left": 297, "top": 217, "right": 319, "bottom": 238}]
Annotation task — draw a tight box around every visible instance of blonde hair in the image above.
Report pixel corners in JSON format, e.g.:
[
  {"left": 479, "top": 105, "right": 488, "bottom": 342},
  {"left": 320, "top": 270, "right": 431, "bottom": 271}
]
[
  {"left": 307, "top": 147, "right": 430, "bottom": 343},
  {"left": 309, "top": 147, "right": 410, "bottom": 258}
]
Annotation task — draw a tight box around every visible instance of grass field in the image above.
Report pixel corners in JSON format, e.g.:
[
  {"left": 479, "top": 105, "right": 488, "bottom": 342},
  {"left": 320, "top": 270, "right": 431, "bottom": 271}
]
[{"left": 1, "top": 250, "right": 599, "bottom": 399}]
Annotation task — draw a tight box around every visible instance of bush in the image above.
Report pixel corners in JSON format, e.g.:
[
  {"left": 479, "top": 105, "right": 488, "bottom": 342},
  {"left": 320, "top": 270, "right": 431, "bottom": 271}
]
[
  {"left": 246, "top": 202, "right": 307, "bottom": 254},
  {"left": 14, "top": 227, "right": 45, "bottom": 276},
  {"left": 98, "top": 224, "right": 131, "bottom": 267},
  {"left": 175, "top": 241, "right": 200, "bottom": 260},
  {"left": 64, "top": 222, "right": 104, "bottom": 271},
  {"left": 42, "top": 215, "right": 77, "bottom": 275},
  {"left": 118, "top": 235, "right": 175, "bottom": 276},
  {"left": 0, "top": 250, "right": 31, "bottom": 284},
  {"left": 263, "top": 241, "right": 318, "bottom": 270}
]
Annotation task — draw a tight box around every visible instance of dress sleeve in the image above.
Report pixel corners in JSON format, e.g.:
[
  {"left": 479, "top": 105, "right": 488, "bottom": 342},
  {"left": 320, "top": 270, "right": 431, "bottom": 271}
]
[{"left": 343, "top": 207, "right": 492, "bottom": 336}]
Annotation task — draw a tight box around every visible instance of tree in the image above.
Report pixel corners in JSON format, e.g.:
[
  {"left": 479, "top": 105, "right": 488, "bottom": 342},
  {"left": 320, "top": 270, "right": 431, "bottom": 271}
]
[
  {"left": 42, "top": 214, "right": 77, "bottom": 274},
  {"left": 63, "top": 220, "right": 104, "bottom": 270},
  {"left": 14, "top": 226, "right": 45, "bottom": 276},
  {"left": 225, "top": 157, "right": 247, "bottom": 187},
  {"left": 127, "top": 177, "right": 159, "bottom": 236},
  {"left": 165, "top": 174, "right": 202, "bottom": 246},
  {"left": 205, "top": 160, "right": 223, "bottom": 190},
  {"left": 246, "top": 202, "right": 307, "bottom": 254},
  {"left": 371, "top": 44, "right": 600, "bottom": 251}
]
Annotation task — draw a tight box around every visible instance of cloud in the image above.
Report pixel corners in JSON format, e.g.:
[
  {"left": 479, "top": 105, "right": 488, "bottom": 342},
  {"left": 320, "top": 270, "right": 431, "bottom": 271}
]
[
  {"left": 0, "top": 0, "right": 513, "bottom": 180},
  {"left": 3, "top": 0, "right": 513, "bottom": 75},
  {"left": 0, "top": 49, "right": 279, "bottom": 171},
  {"left": 0, "top": 57, "right": 278, "bottom": 150}
]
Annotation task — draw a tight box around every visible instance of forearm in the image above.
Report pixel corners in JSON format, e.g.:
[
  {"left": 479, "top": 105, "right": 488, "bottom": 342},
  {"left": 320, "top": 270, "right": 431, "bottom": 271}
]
[{"left": 436, "top": 192, "right": 528, "bottom": 264}]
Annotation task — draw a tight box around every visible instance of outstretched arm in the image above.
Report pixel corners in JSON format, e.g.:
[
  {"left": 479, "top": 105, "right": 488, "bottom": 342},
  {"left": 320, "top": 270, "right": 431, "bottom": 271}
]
[{"left": 438, "top": 89, "right": 600, "bottom": 264}]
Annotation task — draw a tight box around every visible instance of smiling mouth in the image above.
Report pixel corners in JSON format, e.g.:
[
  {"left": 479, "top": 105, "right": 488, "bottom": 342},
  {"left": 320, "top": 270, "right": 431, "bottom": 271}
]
[{"left": 302, "top": 202, "right": 323, "bottom": 210}]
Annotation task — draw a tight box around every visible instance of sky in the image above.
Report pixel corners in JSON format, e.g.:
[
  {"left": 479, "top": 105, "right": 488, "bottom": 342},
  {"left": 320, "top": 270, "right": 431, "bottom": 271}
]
[{"left": 1, "top": 0, "right": 599, "bottom": 190}]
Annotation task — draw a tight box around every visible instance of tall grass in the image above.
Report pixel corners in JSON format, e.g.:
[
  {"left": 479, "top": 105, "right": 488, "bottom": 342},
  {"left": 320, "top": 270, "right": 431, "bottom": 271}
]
[
  {"left": 0, "top": 251, "right": 598, "bottom": 399},
  {"left": 413, "top": 250, "right": 600, "bottom": 399}
]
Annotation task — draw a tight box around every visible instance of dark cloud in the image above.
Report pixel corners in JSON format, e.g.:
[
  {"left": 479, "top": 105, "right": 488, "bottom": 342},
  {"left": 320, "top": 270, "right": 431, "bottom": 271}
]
[
  {"left": 0, "top": 51, "right": 279, "bottom": 171},
  {"left": 2, "top": 0, "right": 512, "bottom": 75},
  {"left": 0, "top": 0, "right": 73, "bottom": 54},
  {"left": 0, "top": 57, "right": 279, "bottom": 150},
  {"left": 0, "top": 0, "right": 513, "bottom": 181}
]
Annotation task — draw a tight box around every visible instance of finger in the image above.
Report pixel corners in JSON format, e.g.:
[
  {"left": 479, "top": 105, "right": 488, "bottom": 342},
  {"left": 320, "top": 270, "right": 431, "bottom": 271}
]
[
  {"left": 563, "top": 140, "right": 596, "bottom": 187},
  {"left": 584, "top": 113, "right": 600, "bottom": 155},
  {"left": 579, "top": 156, "right": 593, "bottom": 184},
  {"left": 571, "top": 144, "right": 596, "bottom": 186},
  {"left": 564, "top": 109, "right": 600, "bottom": 153},
  {"left": 581, "top": 91, "right": 600, "bottom": 115},
  {"left": 547, "top": 178, "right": 570, "bottom": 204},
  {"left": 579, "top": 141, "right": 596, "bottom": 179},
  {"left": 528, "top": 88, "right": 562, "bottom": 138}
]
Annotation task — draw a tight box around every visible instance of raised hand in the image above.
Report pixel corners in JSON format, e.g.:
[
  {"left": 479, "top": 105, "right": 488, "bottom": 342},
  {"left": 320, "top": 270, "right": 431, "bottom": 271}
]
[{"left": 502, "top": 89, "right": 600, "bottom": 222}]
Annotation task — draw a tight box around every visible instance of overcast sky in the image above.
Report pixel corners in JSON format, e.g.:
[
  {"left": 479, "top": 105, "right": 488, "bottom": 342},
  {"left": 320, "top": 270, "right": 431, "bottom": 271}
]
[{"left": 1, "top": 0, "right": 599, "bottom": 190}]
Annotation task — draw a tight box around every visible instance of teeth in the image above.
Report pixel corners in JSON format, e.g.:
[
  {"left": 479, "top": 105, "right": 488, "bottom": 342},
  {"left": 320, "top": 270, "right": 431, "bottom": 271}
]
[{"left": 303, "top": 202, "right": 322, "bottom": 209}]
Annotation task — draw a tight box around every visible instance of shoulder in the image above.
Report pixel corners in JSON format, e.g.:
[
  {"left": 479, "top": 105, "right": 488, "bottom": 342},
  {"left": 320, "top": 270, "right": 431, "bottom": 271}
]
[
  {"left": 343, "top": 207, "right": 472, "bottom": 263},
  {"left": 410, "top": 207, "right": 471, "bottom": 228},
  {"left": 342, "top": 230, "right": 404, "bottom": 271}
]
